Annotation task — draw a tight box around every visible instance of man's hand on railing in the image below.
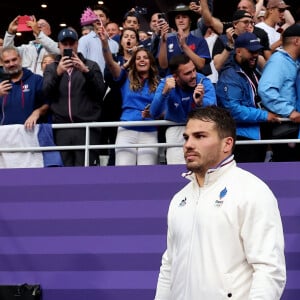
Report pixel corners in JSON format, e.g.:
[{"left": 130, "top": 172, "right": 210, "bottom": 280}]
[
  {"left": 267, "top": 112, "right": 281, "bottom": 123},
  {"left": 289, "top": 111, "right": 300, "bottom": 123},
  {"left": 24, "top": 110, "right": 40, "bottom": 130},
  {"left": 24, "top": 104, "right": 49, "bottom": 130}
]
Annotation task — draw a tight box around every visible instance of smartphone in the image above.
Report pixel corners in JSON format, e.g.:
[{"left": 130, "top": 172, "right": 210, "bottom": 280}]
[
  {"left": 0, "top": 73, "right": 12, "bottom": 91},
  {"left": 0, "top": 72, "right": 12, "bottom": 81},
  {"left": 17, "top": 15, "right": 33, "bottom": 32},
  {"left": 63, "top": 48, "right": 73, "bottom": 58},
  {"left": 135, "top": 6, "right": 147, "bottom": 15},
  {"left": 195, "top": 78, "right": 204, "bottom": 99},
  {"left": 158, "top": 13, "right": 166, "bottom": 20},
  {"left": 144, "top": 104, "right": 151, "bottom": 110}
]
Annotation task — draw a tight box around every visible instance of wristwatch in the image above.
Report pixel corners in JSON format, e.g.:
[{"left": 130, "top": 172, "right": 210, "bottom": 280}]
[{"left": 225, "top": 43, "right": 234, "bottom": 52}]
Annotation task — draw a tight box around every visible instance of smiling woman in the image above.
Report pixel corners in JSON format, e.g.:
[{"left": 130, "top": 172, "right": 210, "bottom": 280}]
[{"left": 0, "top": 1, "right": 189, "bottom": 42}]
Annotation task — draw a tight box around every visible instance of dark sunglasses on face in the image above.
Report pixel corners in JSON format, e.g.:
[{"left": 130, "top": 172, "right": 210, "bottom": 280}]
[
  {"left": 278, "top": 8, "right": 286, "bottom": 13},
  {"left": 238, "top": 20, "right": 255, "bottom": 26}
]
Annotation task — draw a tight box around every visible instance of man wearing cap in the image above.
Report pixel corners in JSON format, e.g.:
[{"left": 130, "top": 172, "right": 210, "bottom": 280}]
[
  {"left": 236, "top": 0, "right": 271, "bottom": 58},
  {"left": 256, "top": 0, "right": 294, "bottom": 51},
  {"left": 158, "top": 3, "right": 211, "bottom": 75},
  {"left": 213, "top": 9, "right": 268, "bottom": 73},
  {"left": 43, "top": 28, "right": 106, "bottom": 166},
  {"left": 216, "top": 32, "right": 280, "bottom": 162},
  {"left": 3, "top": 16, "right": 60, "bottom": 76},
  {"left": 198, "top": 0, "right": 271, "bottom": 63},
  {"left": 258, "top": 23, "right": 300, "bottom": 162}
]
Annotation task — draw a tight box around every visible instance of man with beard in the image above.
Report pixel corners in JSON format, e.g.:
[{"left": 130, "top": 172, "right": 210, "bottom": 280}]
[
  {"left": 216, "top": 32, "right": 279, "bottom": 162},
  {"left": 150, "top": 54, "right": 216, "bottom": 164},
  {"left": 155, "top": 106, "right": 286, "bottom": 300},
  {"left": 0, "top": 46, "right": 49, "bottom": 129}
]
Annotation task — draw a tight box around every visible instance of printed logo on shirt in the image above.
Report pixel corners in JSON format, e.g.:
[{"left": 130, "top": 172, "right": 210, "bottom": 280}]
[
  {"left": 188, "top": 43, "right": 196, "bottom": 51},
  {"left": 168, "top": 43, "right": 174, "bottom": 53},
  {"left": 181, "top": 97, "right": 190, "bottom": 102},
  {"left": 179, "top": 197, "right": 187, "bottom": 207},
  {"left": 214, "top": 187, "right": 227, "bottom": 207},
  {"left": 22, "top": 84, "right": 30, "bottom": 93}
]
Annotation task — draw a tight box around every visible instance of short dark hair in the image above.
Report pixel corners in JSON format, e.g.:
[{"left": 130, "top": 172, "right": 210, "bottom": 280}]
[
  {"left": 123, "top": 11, "right": 140, "bottom": 23},
  {"left": 187, "top": 106, "right": 236, "bottom": 144},
  {"left": 93, "top": 4, "right": 110, "bottom": 18},
  {"left": 169, "top": 54, "right": 191, "bottom": 74}
]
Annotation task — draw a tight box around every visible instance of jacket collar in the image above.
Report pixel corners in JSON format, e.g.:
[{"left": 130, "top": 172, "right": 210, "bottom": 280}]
[{"left": 182, "top": 155, "right": 235, "bottom": 187}]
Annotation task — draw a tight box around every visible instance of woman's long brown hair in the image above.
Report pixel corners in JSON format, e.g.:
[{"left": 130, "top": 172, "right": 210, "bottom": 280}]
[{"left": 127, "top": 48, "right": 159, "bottom": 93}]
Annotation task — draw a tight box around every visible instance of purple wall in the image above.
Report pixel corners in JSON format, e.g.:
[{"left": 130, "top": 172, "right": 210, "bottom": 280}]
[{"left": 0, "top": 163, "right": 299, "bottom": 299}]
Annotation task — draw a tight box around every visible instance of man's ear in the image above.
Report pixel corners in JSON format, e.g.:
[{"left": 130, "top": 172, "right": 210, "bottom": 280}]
[{"left": 223, "top": 136, "right": 234, "bottom": 154}]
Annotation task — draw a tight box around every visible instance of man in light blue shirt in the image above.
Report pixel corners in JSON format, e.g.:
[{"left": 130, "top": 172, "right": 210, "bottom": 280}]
[
  {"left": 258, "top": 24, "right": 300, "bottom": 161},
  {"left": 78, "top": 4, "right": 119, "bottom": 75}
]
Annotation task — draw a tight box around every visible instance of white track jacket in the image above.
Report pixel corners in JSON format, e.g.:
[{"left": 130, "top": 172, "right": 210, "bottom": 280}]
[{"left": 155, "top": 157, "right": 286, "bottom": 300}]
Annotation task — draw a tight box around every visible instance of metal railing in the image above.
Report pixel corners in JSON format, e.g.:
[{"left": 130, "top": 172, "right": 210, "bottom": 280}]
[{"left": 0, "top": 119, "right": 299, "bottom": 166}]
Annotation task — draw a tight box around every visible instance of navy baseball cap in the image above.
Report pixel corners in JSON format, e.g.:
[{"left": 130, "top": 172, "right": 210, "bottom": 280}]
[
  {"left": 58, "top": 28, "right": 78, "bottom": 42},
  {"left": 234, "top": 32, "right": 263, "bottom": 51}
]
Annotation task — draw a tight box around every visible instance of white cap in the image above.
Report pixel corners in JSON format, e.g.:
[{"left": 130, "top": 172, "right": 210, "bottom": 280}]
[{"left": 258, "top": 10, "right": 265, "bottom": 18}]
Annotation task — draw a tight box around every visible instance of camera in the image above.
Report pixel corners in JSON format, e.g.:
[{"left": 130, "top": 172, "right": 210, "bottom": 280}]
[
  {"left": 135, "top": 6, "right": 147, "bottom": 15},
  {"left": 63, "top": 48, "right": 73, "bottom": 58}
]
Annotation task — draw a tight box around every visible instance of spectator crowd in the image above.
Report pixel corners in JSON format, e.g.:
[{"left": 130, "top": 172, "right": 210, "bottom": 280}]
[{"left": 0, "top": 0, "right": 300, "bottom": 166}]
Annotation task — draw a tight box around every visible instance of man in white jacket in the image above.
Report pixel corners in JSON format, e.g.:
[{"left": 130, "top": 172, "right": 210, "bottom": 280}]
[
  {"left": 155, "top": 106, "right": 286, "bottom": 299},
  {"left": 4, "top": 16, "right": 60, "bottom": 75}
]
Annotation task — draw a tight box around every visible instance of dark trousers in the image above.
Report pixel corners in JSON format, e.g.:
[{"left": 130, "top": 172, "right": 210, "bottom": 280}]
[
  {"left": 54, "top": 128, "right": 101, "bottom": 166},
  {"left": 234, "top": 136, "right": 267, "bottom": 163},
  {"left": 99, "top": 89, "right": 122, "bottom": 166},
  {"left": 271, "top": 130, "right": 300, "bottom": 162}
]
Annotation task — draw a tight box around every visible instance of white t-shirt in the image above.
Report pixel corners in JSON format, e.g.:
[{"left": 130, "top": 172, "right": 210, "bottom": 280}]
[{"left": 255, "top": 22, "right": 280, "bottom": 48}]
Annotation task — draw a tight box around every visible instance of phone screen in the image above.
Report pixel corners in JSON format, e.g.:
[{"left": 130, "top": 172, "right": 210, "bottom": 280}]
[
  {"left": 63, "top": 49, "right": 73, "bottom": 58},
  {"left": 158, "top": 13, "right": 166, "bottom": 20},
  {"left": 0, "top": 73, "right": 12, "bottom": 81}
]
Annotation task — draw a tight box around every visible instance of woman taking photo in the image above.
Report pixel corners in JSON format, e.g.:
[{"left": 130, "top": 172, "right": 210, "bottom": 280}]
[{"left": 99, "top": 26, "right": 160, "bottom": 166}]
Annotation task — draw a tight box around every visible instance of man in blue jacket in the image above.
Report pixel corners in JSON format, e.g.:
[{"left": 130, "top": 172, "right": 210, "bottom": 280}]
[
  {"left": 150, "top": 54, "right": 216, "bottom": 164},
  {"left": 216, "top": 32, "right": 279, "bottom": 162},
  {"left": 0, "top": 46, "right": 49, "bottom": 129}
]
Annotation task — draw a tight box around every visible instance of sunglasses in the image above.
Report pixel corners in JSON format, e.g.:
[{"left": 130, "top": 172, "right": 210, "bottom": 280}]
[
  {"left": 238, "top": 20, "right": 255, "bottom": 26},
  {"left": 278, "top": 8, "right": 286, "bottom": 13}
]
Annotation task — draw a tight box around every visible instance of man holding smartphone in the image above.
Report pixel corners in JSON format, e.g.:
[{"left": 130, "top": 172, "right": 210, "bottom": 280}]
[
  {"left": 150, "top": 54, "right": 216, "bottom": 164},
  {"left": 42, "top": 28, "right": 106, "bottom": 166},
  {"left": 0, "top": 46, "right": 49, "bottom": 128},
  {"left": 3, "top": 15, "right": 60, "bottom": 75}
]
